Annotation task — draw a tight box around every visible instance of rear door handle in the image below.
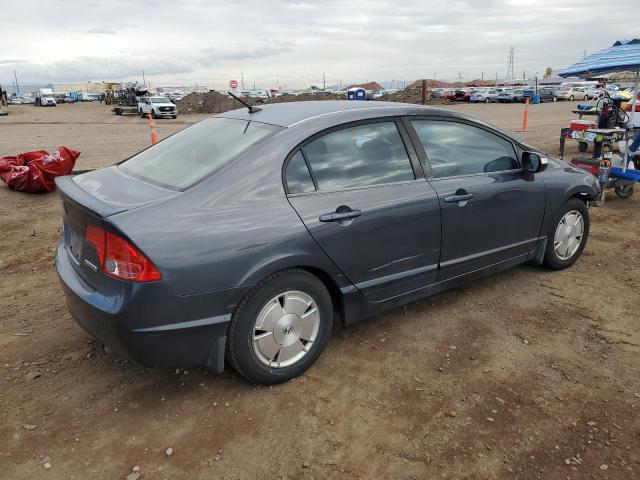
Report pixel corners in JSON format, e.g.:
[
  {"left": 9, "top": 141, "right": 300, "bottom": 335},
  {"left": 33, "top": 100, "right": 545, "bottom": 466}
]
[{"left": 319, "top": 209, "right": 362, "bottom": 222}]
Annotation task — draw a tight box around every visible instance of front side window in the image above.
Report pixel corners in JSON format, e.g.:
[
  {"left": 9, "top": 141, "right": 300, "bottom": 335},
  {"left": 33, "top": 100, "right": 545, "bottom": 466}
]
[
  {"left": 411, "top": 120, "right": 519, "bottom": 178},
  {"left": 120, "top": 118, "right": 279, "bottom": 190},
  {"left": 301, "top": 122, "right": 415, "bottom": 191}
]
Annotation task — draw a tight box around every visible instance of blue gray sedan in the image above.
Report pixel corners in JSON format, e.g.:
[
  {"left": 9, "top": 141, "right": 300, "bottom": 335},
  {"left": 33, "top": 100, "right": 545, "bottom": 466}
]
[{"left": 55, "top": 101, "right": 598, "bottom": 384}]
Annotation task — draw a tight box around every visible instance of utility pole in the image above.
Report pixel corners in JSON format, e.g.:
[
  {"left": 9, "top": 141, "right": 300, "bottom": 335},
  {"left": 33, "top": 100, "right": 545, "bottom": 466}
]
[
  {"left": 481, "top": 72, "right": 484, "bottom": 81},
  {"left": 142, "top": 70, "right": 146, "bottom": 88},
  {"left": 241, "top": 72, "right": 244, "bottom": 89},
  {"left": 13, "top": 70, "right": 20, "bottom": 95},
  {"left": 322, "top": 72, "right": 326, "bottom": 91},
  {"left": 583, "top": 49, "right": 587, "bottom": 58}
]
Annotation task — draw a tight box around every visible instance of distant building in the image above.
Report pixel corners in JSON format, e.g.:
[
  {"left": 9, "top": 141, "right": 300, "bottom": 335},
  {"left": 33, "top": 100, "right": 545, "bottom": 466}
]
[{"left": 48, "top": 82, "right": 122, "bottom": 94}]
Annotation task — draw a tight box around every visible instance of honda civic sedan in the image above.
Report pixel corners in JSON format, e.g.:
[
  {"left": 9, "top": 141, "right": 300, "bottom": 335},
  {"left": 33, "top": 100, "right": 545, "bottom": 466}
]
[{"left": 55, "top": 101, "right": 598, "bottom": 384}]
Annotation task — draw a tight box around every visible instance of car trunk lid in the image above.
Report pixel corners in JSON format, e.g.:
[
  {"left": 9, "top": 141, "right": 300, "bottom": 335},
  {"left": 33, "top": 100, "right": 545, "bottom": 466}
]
[{"left": 55, "top": 167, "right": 177, "bottom": 286}]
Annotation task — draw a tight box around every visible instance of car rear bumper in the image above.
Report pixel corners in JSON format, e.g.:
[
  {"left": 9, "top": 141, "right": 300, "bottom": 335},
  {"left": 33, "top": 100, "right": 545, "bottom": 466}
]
[{"left": 55, "top": 242, "right": 234, "bottom": 372}]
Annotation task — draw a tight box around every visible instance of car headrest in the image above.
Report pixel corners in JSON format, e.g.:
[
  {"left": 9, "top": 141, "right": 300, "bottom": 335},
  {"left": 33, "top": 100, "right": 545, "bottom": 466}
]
[
  {"left": 306, "top": 138, "right": 328, "bottom": 157},
  {"left": 359, "top": 139, "right": 391, "bottom": 160}
]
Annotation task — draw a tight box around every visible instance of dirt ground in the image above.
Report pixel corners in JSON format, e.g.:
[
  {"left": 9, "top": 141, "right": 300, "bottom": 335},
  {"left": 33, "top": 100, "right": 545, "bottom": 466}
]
[{"left": 1, "top": 101, "right": 638, "bottom": 480}]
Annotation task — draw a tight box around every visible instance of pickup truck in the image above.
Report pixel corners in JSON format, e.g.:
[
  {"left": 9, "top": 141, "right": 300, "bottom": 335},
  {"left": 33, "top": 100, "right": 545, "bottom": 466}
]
[{"left": 138, "top": 96, "right": 177, "bottom": 119}]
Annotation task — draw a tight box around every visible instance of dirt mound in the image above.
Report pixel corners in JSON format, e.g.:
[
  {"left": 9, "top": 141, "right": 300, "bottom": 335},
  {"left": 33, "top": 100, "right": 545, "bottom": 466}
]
[
  {"left": 263, "top": 92, "right": 343, "bottom": 104},
  {"left": 176, "top": 91, "right": 237, "bottom": 114},
  {"left": 378, "top": 88, "right": 451, "bottom": 105},
  {"left": 176, "top": 91, "right": 344, "bottom": 114}
]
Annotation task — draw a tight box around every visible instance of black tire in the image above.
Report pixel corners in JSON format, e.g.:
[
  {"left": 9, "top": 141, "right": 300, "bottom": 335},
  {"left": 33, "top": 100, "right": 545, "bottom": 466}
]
[
  {"left": 151, "top": 109, "right": 157, "bottom": 119},
  {"left": 552, "top": 96, "right": 557, "bottom": 102},
  {"left": 484, "top": 98, "right": 490, "bottom": 103},
  {"left": 172, "top": 115, "right": 177, "bottom": 119},
  {"left": 578, "top": 142, "right": 588, "bottom": 153},
  {"left": 569, "top": 95, "right": 574, "bottom": 101},
  {"left": 542, "top": 198, "right": 590, "bottom": 270},
  {"left": 227, "top": 269, "right": 333, "bottom": 384},
  {"left": 139, "top": 109, "right": 144, "bottom": 117},
  {"left": 614, "top": 183, "right": 634, "bottom": 199}
]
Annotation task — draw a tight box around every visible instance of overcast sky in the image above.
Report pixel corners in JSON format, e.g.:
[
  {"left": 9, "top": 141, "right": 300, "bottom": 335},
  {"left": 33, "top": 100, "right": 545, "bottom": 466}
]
[{"left": 2, "top": 0, "right": 638, "bottom": 89}]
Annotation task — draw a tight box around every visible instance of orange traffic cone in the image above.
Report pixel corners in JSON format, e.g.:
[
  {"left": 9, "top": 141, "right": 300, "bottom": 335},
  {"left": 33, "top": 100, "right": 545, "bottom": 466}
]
[
  {"left": 517, "top": 98, "right": 530, "bottom": 132},
  {"left": 148, "top": 113, "right": 158, "bottom": 145}
]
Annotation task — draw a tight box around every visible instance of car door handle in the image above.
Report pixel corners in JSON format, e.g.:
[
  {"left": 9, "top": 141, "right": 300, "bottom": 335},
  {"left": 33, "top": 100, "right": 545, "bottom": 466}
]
[
  {"left": 319, "top": 209, "right": 362, "bottom": 222},
  {"left": 444, "top": 193, "right": 474, "bottom": 203}
]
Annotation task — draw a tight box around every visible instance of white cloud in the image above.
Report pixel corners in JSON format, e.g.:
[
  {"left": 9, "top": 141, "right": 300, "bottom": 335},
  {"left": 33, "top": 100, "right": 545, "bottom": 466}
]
[{"left": 1, "top": 0, "right": 638, "bottom": 88}]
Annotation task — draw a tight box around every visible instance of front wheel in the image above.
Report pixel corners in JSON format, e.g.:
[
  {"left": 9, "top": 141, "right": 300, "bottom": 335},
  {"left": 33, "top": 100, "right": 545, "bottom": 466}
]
[
  {"left": 569, "top": 95, "right": 574, "bottom": 101},
  {"left": 227, "top": 269, "right": 333, "bottom": 384},
  {"left": 484, "top": 98, "right": 490, "bottom": 103},
  {"left": 552, "top": 96, "right": 557, "bottom": 102},
  {"left": 542, "top": 198, "right": 589, "bottom": 270}
]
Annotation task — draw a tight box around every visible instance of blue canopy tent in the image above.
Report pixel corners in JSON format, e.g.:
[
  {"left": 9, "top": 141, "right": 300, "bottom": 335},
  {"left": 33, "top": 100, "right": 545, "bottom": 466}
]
[
  {"left": 559, "top": 38, "right": 640, "bottom": 77},
  {"left": 560, "top": 39, "right": 640, "bottom": 171}
]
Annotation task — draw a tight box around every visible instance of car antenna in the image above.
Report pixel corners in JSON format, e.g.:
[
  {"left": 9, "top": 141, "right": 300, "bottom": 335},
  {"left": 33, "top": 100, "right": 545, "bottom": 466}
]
[{"left": 227, "top": 91, "right": 262, "bottom": 113}]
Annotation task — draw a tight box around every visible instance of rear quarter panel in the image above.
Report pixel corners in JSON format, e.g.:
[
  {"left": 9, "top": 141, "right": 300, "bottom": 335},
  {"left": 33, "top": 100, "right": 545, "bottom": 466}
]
[{"left": 108, "top": 129, "right": 350, "bottom": 297}]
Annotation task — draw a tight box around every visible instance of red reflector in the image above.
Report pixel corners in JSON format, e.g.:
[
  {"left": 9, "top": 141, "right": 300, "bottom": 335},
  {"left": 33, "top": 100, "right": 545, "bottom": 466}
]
[{"left": 84, "top": 225, "right": 161, "bottom": 282}]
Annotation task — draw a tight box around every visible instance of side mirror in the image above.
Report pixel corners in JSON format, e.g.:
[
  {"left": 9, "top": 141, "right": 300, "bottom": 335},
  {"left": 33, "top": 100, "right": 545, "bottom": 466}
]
[{"left": 522, "top": 151, "right": 548, "bottom": 173}]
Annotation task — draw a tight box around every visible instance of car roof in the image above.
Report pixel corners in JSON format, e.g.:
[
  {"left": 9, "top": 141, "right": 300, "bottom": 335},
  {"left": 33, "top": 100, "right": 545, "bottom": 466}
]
[{"left": 216, "top": 100, "right": 463, "bottom": 128}]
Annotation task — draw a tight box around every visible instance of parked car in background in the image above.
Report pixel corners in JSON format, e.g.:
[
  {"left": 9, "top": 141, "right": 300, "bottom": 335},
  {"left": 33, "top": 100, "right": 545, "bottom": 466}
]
[
  {"left": 556, "top": 87, "right": 588, "bottom": 101},
  {"left": 444, "top": 89, "right": 457, "bottom": 101},
  {"left": 8, "top": 97, "right": 23, "bottom": 105},
  {"left": 538, "top": 87, "right": 559, "bottom": 102},
  {"left": 470, "top": 89, "right": 499, "bottom": 103},
  {"left": 497, "top": 89, "right": 523, "bottom": 103},
  {"left": 138, "top": 96, "right": 178, "bottom": 119},
  {"left": 54, "top": 101, "right": 598, "bottom": 384},
  {"left": 585, "top": 87, "right": 604, "bottom": 99}
]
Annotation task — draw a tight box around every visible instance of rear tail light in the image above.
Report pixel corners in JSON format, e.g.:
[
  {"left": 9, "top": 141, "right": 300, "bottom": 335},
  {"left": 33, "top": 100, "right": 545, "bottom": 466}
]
[{"left": 85, "top": 225, "right": 161, "bottom": 282}]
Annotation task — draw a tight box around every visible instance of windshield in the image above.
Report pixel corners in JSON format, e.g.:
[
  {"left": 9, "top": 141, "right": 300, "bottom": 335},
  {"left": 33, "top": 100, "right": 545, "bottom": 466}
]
[
  {"left": 150, "top": 97, "right": 170, "bottom": 103},
  {"left": 119, "top": 118, "right": 280, "bottom": 190}
]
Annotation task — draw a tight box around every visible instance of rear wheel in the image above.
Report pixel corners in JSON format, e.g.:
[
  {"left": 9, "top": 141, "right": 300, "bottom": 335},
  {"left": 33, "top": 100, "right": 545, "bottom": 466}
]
[
  {"left": 569, "top": 95, "right": 574, "bottom": 101},
  {"left": 484, "top": 98, "right": 490, "bottom": 103},
  {"left": 578, "top": 142, "right": 589, "bottom": 153},
  {"left": 542, "top": 198, "right": 589, "bottom": 270},
  {"left": 552, "top": 96, "right": 557, "bottom": 102},
  {"left": 227, "top": 269, "right": 333, "bottom": 384}
]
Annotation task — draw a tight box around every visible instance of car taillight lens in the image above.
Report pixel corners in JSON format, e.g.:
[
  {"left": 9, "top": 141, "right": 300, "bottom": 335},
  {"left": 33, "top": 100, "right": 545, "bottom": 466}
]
[{"left": 85, "top": 225, "right": 161, "bottom": 282}]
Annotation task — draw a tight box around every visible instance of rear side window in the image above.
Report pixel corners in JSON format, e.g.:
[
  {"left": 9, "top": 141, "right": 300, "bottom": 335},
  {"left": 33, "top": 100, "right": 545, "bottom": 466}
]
[
  {"left": 301, "top": 122, "right": 414, "bottom": 191},
  {"left": 119, "top": 118, "right": 279, "bottom": 190},
  {"left": 411, "top": 120, "right": 519, "bottom": 178},
  {"left": 285, "top": 151, "right": 315, "bottom": 194}
]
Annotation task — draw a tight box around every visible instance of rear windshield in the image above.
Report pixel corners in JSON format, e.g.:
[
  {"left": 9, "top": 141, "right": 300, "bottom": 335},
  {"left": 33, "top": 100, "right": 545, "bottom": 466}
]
[{"left": 119, "top": 118, "right": 279, "bottom": 190}]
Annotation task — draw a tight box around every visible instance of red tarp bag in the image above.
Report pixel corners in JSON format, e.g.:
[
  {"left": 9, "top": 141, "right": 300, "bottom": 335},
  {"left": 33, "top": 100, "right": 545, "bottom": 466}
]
[{"left": 0, "top": 146, "right": 80, "bottom": 193}]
